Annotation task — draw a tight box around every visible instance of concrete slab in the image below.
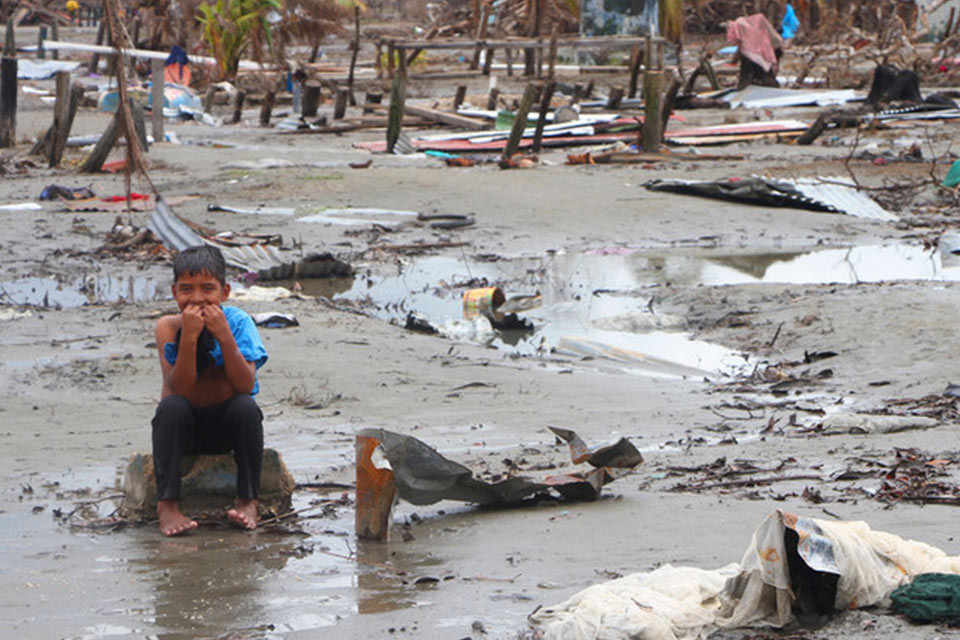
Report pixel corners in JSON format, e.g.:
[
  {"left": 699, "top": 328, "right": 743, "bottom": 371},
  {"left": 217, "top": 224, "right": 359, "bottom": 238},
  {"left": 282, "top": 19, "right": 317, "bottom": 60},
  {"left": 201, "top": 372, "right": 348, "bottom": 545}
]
[{"left": 120, "top": 448, "right": 295, "bottom": 518}]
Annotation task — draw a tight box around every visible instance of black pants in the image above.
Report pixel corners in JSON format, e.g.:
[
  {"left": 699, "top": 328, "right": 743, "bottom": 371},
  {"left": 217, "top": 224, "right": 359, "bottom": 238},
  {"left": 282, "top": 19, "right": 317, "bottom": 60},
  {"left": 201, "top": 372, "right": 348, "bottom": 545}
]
[{"left": 152, "top": 394, "right": 264, "bottom": 502}]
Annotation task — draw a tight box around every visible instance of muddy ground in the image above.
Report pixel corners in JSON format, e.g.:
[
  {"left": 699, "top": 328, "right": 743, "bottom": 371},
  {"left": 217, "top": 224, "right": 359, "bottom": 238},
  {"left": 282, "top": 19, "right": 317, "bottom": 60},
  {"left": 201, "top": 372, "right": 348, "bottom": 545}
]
[{"left": 4, "top": 23, "right": 960, "bottom": 640}]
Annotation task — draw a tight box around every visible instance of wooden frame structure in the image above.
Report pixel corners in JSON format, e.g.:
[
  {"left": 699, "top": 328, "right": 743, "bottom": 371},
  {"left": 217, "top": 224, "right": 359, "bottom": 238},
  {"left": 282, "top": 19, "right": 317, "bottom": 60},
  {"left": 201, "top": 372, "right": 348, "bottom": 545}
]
[{"left": 376, "top": 34, "right": 667, "bottom": 80}]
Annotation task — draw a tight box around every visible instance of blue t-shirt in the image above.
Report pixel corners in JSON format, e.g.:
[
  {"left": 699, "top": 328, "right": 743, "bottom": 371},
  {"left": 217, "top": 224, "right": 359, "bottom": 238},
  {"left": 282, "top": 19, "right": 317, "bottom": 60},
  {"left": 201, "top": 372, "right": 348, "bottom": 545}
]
[{"left": 163, "top": 306, "right": 268, "bottom": 395}]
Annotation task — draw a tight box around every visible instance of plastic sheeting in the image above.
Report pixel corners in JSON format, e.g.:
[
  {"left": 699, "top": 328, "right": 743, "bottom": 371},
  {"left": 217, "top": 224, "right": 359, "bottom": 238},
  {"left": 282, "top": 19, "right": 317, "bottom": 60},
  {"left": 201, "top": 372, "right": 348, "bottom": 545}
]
[{"left": 529, "top": 509, "right": 960, "bottom": 640}]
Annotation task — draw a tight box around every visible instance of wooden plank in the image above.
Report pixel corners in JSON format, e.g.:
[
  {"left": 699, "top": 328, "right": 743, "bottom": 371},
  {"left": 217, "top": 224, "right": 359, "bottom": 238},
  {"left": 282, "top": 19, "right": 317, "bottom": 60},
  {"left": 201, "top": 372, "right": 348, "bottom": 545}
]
[
  {"left": 666, "top": 131, "right": 805, "bottom": 145},
  {"left": 593, "top": 151, "right": 745, "bottom": 163},
  {"left": 403, "top": 104, "right": 487, "bottom": 130}
]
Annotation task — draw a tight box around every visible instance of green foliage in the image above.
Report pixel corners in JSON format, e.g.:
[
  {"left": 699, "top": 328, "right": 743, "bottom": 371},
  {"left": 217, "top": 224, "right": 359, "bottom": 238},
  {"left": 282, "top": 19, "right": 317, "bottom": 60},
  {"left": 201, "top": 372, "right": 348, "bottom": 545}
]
[{"left": 196, "top": 0, "right": 283, "bottom": 80}]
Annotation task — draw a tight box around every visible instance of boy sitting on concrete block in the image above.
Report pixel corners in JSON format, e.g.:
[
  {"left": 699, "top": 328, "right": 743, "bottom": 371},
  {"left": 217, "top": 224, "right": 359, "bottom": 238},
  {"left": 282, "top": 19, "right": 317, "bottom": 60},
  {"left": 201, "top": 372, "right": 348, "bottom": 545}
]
[{"left": 152, "top": 245, "right": 268, "bottom": 536}]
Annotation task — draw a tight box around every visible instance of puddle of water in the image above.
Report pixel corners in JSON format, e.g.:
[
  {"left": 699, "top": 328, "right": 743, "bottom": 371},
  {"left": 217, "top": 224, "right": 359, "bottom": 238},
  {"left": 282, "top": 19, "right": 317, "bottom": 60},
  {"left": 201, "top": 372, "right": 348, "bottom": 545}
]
[
  {"left": 0, "top": 275, "right": 170, "bottom": 309},
  {"left": 268, "top": 243, "right": 955, "bottom": 378}
]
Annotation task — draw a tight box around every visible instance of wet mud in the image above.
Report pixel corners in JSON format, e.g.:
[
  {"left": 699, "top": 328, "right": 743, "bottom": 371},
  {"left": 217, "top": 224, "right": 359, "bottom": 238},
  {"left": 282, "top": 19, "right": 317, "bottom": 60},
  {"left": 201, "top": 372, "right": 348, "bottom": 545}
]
[{"left": 4, "top": 25, "right": 960, "bottom": 640}]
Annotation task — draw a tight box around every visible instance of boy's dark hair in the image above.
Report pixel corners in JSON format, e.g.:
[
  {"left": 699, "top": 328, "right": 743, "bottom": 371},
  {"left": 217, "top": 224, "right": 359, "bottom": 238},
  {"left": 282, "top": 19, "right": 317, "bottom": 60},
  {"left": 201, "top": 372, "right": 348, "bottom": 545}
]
[{"left": 173, "top": 245, "right": 227, "bottom": 285}]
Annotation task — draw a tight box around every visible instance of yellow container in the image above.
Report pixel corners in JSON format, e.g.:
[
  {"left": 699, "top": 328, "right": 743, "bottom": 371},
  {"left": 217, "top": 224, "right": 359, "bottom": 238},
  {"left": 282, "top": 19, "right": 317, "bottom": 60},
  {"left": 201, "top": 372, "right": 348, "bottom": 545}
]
[{"left": 462, "top": 287, "right": 506, "bottom": 320}]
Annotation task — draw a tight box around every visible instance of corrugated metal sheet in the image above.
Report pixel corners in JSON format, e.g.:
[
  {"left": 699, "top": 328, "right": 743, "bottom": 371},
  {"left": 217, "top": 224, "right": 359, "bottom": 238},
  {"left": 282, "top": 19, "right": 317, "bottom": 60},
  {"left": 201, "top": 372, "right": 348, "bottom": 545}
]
[
  {"left": 148, "top": 197, "right": 287, "bottom": 271},
  {"left": 791, "top": 177, "right": 897, "bottom": 222},
  {"left": 723, "top": 86, "right": 860, "bottom": 109}
]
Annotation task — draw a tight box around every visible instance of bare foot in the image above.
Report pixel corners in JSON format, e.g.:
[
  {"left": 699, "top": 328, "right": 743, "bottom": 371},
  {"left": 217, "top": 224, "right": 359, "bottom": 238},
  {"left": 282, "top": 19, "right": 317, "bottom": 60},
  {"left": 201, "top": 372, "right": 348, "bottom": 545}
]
[
  {"left": 157, "top": 499, "right": 198, "bottom": 537},
  {"left": 227, "top": 499, "right": 259, "bottom": 530}
]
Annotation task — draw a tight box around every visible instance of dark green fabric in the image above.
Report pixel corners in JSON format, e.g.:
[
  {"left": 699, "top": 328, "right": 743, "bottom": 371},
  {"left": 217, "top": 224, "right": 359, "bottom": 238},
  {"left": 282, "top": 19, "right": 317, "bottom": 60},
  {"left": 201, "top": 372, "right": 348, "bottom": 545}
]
[{"left": 890, "top": 573, "right": 960, "bottom": 623}]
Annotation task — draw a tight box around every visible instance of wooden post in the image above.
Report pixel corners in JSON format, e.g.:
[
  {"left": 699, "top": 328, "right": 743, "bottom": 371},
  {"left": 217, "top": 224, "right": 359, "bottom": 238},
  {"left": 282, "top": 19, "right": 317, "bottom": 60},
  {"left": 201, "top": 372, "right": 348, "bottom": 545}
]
[
  {"left": 130, "top": 98, "right": 148, "bottom": 152},
  {"left": 3, "top": 19, "right": 13, "bottom": 56},
  {"left": 572, "top": 82, "right": 584, "bottom": 104},
  {"left": 385, "top": 68, "right": 407, "bottom": 153},
  {"left": 363, "top": 91, "right": 382, "bottom": 114},
  {"left": 48, "top": 71, "right": 71, "bottom": 166},
  {"left": 375, "top": 41, "right": 383, "bottom": 79},
  {"left": 50, "top": 20, "right": 59, "bottom": 60},
  {"left": 660, "top": 71, "right": 682, "bottom": 141},
  {"left": 506, "top": 47, "right": 514, "bottom": 76},
  {"left": 259, "top": 90, "right": 275, "bottom": 127},
  {"left": 486, "top": 86, "right": 500, "bottom": 111},
  {"left": 470, "top": 4, "right": 490, "bottom": 70},
  {"left": 36, "top": 26, "right": 46, "bottom": 60},
  {"left": 231, "top": 90, "right": 246, "bottom": 123},
  {"left": 151, "top": 59, "right": 163, "bottom": 141},
  {"left": 89, "top": 21, "right": 105, "bottom": 73},
  {"left": 536, "top": 38, "right": 544, "bottom": 78},
  {"left": 0, "top": 55, "right": 16, "bottom": 148},
  {"left": 453, "top": 85, "right": 467, "bottom": 111},
  {"left": 333, "top": 87, "right": 348, "bottom": 119},
  {"left": 502, "top": 82, "right": 537, "bottom": 160},
  {"left": 642, "top": 38, "right": 663, "bottom": 153},
  {"left": 606, "top": 85, "right": 624, "bottom": 109},
  {"left": 80, "top": 112, "right": 120, "bottom": 172},
  {"left": 701, "top": 57, "right": 720, "bottom": 90},
  {"left": 547, "top": 27, "right": 559, "bottom": 79},
  {"left": 105, "top": 29, "right": 116, "bottom": 79},
  {"left": 524, "top": 0, "right": 540, "bottom": 76},
  {"left": 128, "top": 17, "right": 140, "bottom": 75},
  {"left": 303, "top": 84, "right": 321, "bottom": 117},
  {"left": 524, "top": 48, "right": 536, "bottom": 76},
  {"left": 387, "top": 42, "right": 395, "bottom": 78},
  {"left": 203, "top": 85, "right": 217, "bottom": 113},
  {"left": 355, "top": 434, "right": 396, "bottom": 541},
  {"left": 532, "top": 80, "right": 555, "bottom": 153},
  {"left": 398, "top": 43, "right": 408, "bottom": 78},
  {"left": 482, "top": 46, "right": 494, "bottom": 75},
  {"left": 628, "top": 44, "right": 642, "bottom": 98},
  {"left": 347, "top": 6, "right": 360, "bottom": 104}
]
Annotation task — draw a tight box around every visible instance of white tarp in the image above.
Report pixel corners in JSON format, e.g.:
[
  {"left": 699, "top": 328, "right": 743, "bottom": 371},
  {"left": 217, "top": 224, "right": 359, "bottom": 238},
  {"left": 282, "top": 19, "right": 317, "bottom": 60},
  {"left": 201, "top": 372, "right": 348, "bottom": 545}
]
[{"left": 529, "top": 509, "right": 960, "bottom": 640}]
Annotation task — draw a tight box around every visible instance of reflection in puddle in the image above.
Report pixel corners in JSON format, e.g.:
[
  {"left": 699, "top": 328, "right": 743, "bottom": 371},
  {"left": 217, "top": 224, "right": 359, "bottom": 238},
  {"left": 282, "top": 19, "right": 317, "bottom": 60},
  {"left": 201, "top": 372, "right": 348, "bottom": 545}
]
[
  {"left": 0, "top": 275, "right": 170, "bottom": 308},
  {"left": 356, "top": 542, "right": 435, "bottom": 614},
  {"left": 277, "top": 243, "right": 956, "bottom": 378}
]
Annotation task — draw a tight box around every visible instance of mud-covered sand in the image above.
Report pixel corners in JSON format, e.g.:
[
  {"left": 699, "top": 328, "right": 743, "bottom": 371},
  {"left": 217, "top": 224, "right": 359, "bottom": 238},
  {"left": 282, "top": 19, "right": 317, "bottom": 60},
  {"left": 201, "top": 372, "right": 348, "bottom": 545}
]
[{"left": 4, "top": 24, "right": 960, "bottom": 640}]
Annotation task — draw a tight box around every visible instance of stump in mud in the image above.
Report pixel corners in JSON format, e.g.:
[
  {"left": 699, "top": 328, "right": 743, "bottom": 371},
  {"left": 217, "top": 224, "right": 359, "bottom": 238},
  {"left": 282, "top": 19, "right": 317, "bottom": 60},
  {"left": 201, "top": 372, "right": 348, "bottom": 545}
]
[{"left": 120, "top": 448, "right": 295, "bottom": 519}]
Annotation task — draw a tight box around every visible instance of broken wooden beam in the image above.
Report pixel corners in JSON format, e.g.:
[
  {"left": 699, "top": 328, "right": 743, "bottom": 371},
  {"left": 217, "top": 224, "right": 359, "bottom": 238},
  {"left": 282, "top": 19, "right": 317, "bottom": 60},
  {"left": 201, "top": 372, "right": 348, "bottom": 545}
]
[
  {"left": 532, "top": 81, "right": 556, "bottom": 153},
  {"left": 386, "top": 69, "right": 407, "bottom": 153},
  {"left": 79, "top": 112, "right": 120, "bottom": 172},
  {"left": 453, "top": 85, "right": 467, "bottom": 111},
  {"left": 49, "top": 73, "right": 84, "bottom": 166},
  {"left": 403, "top": 104, "right": 487, "bottom": 130},
  {"left": 503, "top": 83, "right": 538, "bottom": 160}
]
